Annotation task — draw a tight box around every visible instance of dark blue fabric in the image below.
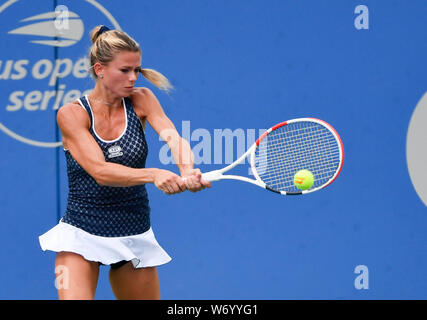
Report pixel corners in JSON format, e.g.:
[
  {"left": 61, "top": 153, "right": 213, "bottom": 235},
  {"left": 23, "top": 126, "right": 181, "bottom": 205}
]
[
  {"left": 62, "top": 96, "right": 151, "bottom": 237},
  {"left": 97, "top": 25, "right": 111, "bottom": 37}
]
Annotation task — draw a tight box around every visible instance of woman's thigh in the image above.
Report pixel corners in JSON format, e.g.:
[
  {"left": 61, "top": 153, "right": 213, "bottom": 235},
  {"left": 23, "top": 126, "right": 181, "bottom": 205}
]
[
  {"left": 109, "top": 262, "right": 160, "bottom": 300},
  {"left": 55, "top": 251, "right": 100, "bottom": 300}
]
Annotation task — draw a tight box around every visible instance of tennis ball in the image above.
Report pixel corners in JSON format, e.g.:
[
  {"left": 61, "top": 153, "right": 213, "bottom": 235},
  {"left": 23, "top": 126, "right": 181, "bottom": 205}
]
[{"left": 294, "top": 169, "right": 314, "bottom": 190}]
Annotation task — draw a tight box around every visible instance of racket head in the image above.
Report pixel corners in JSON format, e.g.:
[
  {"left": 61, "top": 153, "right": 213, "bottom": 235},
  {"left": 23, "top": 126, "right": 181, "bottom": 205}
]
[{"left": 250, "top": 118, "right": 344, "bottom": 195}]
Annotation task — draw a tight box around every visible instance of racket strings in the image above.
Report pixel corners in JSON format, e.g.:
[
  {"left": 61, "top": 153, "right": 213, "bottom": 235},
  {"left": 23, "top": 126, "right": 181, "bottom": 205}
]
[
  {"left": 257, "top": 136, "right": 339, "bottom": 180},
  {"left": 259, "top": 128, "right": 338, "bottom": 190},
  {"left": 266, "top": 130, "right": 338, "bottom": 189},
  {"left": 254, "top": 121, "right": 341, "bottom": 193},
  {"left": 256, "top": 131, "right": 338, "bottom": 168}
]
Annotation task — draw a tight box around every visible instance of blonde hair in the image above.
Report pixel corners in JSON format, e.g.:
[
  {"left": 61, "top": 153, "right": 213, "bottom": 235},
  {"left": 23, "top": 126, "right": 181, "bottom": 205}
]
[{"left": 89, "top": 25, "right": 173, "bottom": 93}]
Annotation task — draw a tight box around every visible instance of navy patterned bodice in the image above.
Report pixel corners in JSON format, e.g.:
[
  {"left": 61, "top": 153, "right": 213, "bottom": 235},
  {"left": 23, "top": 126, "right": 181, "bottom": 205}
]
[{"left": 62, "top": 95, "right": 151, "bottom": 237}]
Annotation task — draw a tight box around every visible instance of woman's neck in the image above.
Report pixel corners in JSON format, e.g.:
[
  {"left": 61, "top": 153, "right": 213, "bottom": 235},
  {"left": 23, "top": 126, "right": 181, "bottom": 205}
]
[{"left": 89, "top": 83, "right": 123, "bottom": 110}]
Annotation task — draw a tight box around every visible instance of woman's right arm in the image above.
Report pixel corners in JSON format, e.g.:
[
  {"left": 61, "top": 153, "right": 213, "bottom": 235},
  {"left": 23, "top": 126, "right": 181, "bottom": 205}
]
[{"left": 57, "top": 103, "right": 186, "bottom": 194}]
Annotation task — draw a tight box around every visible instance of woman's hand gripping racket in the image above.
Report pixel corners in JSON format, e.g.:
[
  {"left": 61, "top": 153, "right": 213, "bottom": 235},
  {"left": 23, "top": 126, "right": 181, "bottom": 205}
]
[{"left": 200, "top": 118, "right": 344, "bottom": 195}]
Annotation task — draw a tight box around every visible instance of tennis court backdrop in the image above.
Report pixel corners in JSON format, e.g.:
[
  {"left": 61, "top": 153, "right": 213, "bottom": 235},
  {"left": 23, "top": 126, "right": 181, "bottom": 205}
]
[{"left": 0, "top": 0, "right": 426, "bottom": 299}]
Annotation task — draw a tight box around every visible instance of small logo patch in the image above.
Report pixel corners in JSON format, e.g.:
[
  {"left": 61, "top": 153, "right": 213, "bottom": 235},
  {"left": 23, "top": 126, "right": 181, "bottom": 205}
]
[
  {"left": 294, "top": 177, "right": 305, "bottom": 184},
  {"left": 108, "top": 145, "right": 123, "bottom": 158}
]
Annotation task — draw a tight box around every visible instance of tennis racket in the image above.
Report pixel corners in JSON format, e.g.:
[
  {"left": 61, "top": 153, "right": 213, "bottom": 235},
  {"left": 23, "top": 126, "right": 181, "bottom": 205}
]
[{"left": 200, "top": 118, "right": 344, "bottom": 195}]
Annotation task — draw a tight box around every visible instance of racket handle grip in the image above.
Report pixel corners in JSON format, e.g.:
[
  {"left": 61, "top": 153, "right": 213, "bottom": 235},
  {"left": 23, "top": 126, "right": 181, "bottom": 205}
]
[{"left": 201, "top": 170, "right": 222, "bottom": 182}]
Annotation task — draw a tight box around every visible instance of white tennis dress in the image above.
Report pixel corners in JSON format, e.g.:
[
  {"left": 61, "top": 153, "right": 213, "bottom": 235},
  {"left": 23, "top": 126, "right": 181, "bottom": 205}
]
[{"left": 39, "top": 221, "right": 171, "bottom": 268}]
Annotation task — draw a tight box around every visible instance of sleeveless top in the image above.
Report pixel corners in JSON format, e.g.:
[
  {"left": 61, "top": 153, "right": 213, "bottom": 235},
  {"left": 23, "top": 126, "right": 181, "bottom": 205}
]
[{"left": 61, "top": 95, "right": 151, "bottom": 237}]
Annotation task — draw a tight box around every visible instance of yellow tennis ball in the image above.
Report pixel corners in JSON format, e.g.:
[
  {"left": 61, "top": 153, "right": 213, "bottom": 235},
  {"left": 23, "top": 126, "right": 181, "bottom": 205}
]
[{"left": 294, "top": 169, "right": 314, "bottom": 190}]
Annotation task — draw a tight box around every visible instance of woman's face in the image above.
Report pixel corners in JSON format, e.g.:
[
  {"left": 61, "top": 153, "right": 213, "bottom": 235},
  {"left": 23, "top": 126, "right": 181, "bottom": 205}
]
[{"left": 97, "top": 50, "right": 141, "bottom": 97}]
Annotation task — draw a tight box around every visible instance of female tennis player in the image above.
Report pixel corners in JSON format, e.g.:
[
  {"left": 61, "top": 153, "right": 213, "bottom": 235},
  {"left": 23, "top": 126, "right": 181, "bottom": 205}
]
[{"left": 39, "top": 25, "right": 210, "bottom": 300}]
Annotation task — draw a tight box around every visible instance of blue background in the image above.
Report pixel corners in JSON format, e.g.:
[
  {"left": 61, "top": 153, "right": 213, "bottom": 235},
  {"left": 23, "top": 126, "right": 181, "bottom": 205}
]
[{"left": 0, "top": 0, "right": 426, "bottom": 299}]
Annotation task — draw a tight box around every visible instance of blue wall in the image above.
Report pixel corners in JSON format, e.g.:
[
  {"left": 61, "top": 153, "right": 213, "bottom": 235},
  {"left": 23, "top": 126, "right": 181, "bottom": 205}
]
[{"left": 0, "top": 0, "right": 426, "bottom": 299}]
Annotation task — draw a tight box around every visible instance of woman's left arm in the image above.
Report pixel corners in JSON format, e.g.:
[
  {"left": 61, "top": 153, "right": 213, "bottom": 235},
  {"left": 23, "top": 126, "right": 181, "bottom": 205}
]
[{"left": 131, "top": 87, "right": 210, "bottom": 191}]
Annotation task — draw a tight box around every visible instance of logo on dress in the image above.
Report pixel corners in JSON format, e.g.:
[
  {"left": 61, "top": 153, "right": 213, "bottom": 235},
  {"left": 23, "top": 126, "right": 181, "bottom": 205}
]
[{"left": 108, "top": 145, "right": 123, "bottom": 158}]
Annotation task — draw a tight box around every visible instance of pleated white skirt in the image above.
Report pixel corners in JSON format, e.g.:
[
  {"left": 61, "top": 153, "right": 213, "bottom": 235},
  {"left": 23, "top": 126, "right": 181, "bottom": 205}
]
[{"left": 39, "top": 221, "right": 172, "bottom": 268}]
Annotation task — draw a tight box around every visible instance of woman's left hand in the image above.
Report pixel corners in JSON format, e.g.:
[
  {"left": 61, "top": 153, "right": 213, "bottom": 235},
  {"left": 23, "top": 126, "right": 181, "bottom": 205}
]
[{"left": 182, "top": 168, "right": 211, "bottom": 192}]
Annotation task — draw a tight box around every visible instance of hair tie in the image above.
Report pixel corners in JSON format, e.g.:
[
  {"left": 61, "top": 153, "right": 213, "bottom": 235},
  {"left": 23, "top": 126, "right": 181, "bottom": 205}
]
[{"left": 97, "top": 25, "right": 110, "bottom": 38}]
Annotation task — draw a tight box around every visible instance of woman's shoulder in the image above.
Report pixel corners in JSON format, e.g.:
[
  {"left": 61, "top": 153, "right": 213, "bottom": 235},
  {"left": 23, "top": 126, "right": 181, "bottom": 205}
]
[
  {"left": 57, "top": 100, "right": 90, "bottom": 128},
  {"left": 130, "top": 87, "right": 156, "bottom": 102},
  {"left": 129, "top": 87, "right": 159, "bottom": 117}
]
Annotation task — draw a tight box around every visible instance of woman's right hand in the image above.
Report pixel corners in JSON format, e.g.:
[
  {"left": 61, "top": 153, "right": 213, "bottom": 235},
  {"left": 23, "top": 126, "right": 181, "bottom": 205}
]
[{"left": 153, "top": 169, "right": 187, "bottom": 195}]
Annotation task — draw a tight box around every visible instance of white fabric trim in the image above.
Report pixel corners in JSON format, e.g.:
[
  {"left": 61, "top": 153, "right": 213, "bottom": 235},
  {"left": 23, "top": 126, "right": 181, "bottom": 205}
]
[
  {"left": 76, "top": 98, "right": 87, "bottom": 111},
  {"left": 85, "top": 94, "right": 128, "bottom": 143},
  {"left": 39, "top": 222, "right": 172, "bottom": 268}
]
